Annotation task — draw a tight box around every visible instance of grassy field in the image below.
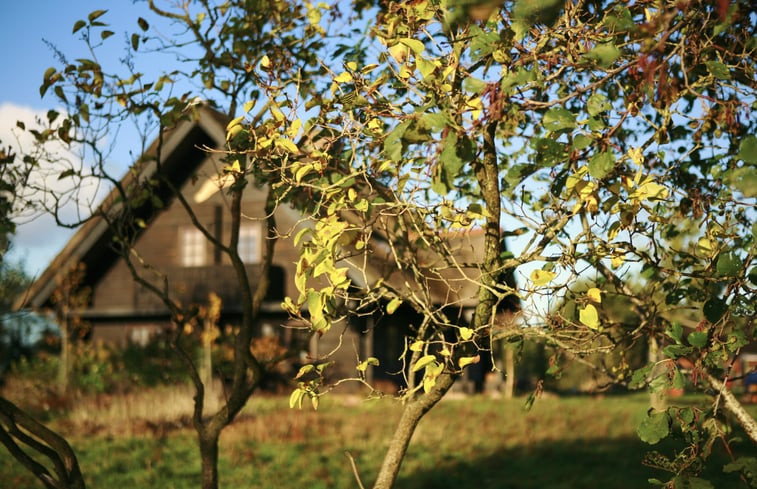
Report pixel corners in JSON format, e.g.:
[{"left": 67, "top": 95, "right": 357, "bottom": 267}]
[{"left": 2, "top": 390, "right": 756, "bottom": 488}]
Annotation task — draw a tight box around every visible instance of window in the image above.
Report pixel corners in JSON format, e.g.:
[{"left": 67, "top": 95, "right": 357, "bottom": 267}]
[
  {"left": 180, "top": 228, "right": 206, "bottom": 266},
  {"left": 239, "top": 224, "right": 261, "bottom": 264}
]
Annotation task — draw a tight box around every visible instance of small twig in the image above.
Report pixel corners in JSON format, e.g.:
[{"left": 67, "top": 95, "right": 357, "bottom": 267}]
[{"left": 345, "top": 451, "right": 366, "bottom": 489}]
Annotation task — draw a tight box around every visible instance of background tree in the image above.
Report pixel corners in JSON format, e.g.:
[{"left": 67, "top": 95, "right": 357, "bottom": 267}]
[
  {"left": 17, "top": 2, "right": 334, "bottom": 489},
  {"left": 49, "top": 262, "right": 90, "bottom": 394}
]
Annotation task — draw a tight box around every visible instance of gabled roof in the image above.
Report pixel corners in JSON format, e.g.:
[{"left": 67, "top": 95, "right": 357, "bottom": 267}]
[{"left": 14, "top": 106, "right": 229, "bottom": 311}]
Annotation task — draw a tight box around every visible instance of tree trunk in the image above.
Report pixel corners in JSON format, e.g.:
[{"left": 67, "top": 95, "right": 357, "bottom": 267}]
[
  {"left": 199, "top": 429, "right": 220, "bottom": 489},
  {"left": 503, "top": 347, "right": 515, "bottom": 399},
  {"left": 201, "top": 318, "right": 213, "bottom": 402},
  {"left": 648, "top": 336, "right": 665, "bottom": 411},
  {"left": 372, "top": 373, "right": 456, "bottom": 489},
  {"left": 58, "top": 319, "right": 70, "bottom": 394}
]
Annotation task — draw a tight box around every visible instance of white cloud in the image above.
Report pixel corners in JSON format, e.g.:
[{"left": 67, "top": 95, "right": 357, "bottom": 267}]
[{"left": 0, "top": 102, "right": 108, "bottom": 275}]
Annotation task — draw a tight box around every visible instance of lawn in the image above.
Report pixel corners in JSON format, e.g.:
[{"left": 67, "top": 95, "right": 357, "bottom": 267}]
[{"left": 2, "top": 392, "right": 755, "bottom": 488}]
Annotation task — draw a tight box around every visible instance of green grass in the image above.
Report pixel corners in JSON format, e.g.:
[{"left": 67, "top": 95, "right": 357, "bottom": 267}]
[{"left": 2, "top": 393, "right": 755, "bottom": 488}]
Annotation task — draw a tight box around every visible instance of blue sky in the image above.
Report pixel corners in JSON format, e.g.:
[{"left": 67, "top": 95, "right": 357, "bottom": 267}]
[{"left": 0, "top": 2, "right": 165, "bottom": 276}]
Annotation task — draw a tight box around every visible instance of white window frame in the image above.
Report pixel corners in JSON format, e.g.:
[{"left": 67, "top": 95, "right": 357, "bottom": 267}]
[
  {"left": 179, "top": 227, "right": 206, "bottom": 267},
  {"left": 238, "top": 224, "right": 262, "bottom": 264}
]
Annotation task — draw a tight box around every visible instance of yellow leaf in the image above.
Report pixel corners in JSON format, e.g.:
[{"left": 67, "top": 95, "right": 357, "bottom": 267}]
[
  {"left": 611, "top": 254, "right": 624, "bottom": 269},
  {"left": 628, "top": 147, "right": 644, "bottom": 166},
  {"left": 334, "top": 71, "right": 353, "bottom": 84},
  {"left": 409, "top": 340, "right": 424, "bottom": 352},
  {"left": 287, "top": 118, "right": 302, "bottom": 139},
  {"left": 388, "top": 43, "right": 409, "bottom": 63},
  {"left": 270, "top": 107, "right": 285, "bottom": 122},
  {"left": 579, "top": 304, "right": 600, "bottom": 330},
  {"left": 423, "top": 374, "right": 436, "bottom": 393},
  {"left": 586, "top": 288, "right": 602, "bottom": 303},
  {"left": 696, "top": 237, "right": 714, "bottom": 257},
  {"left": 260, "top": 55, "right": 271, "bottom": 69},
  {"left": 530, "top": 269, "right": 557, "bottom": 287},
  {"left": 412, "top": 355, "right": 437, "bottom": 372},
  {"left": 275, "top": 137, "right": 300, "bottom": 154},
  {"left": 458, "top": 355, "right": 480, "bottom": 368},
  {"left": 386, "top": 297, "right": 402, "bottom": 314},
  {"left": 345, "top": 61, "right": 357, "bottom": 71},
  {"left": 289, "top": 388, "right": 304, "bottom": 409},
  {"left": 243, "top": 100, "right": 255, "bottom": 113},
  {"left": 459, "top": 327, "right": 474, "bottom": 341}
]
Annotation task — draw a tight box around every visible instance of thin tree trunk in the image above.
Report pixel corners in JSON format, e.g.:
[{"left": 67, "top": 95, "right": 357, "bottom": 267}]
[
  {"left": 372, "top": 373, "right": 456, "bottom": 489},
  {"left": 202, "top": 318, "right": 213, "bottom": 400},
  {"left": 58, "top": 319, "right": 70, "bottom": 394},
  {"left": 199, "top": 429, "right": 220, "bottom": 489},
  {"left": 503, "top": 347, "right": 515, "bottom": 399},
  {"left": 648, "top": 336, "right": 665, "bottom": 411}
]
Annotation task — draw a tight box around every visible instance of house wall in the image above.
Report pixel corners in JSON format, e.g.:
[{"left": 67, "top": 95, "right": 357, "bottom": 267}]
[{"left": 90, "top": 152, "right": 302, "bottom": 317}]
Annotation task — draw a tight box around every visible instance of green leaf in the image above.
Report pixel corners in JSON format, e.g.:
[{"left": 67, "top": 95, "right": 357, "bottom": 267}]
[
  {"left": 672, "top": 475, "right": 714, "bottom": 489},
  {"left": 585, "top": 42, "right": 621, "bottom": 68},
  {"left": 703, "top": 297, "right": 727, "bottom": 324},
  {"left": 726, "top": 167, "right": 757, "bottom": 197},
  {"left": 131, "top": 33, "right": 140, "bottom": 51},
  {"left": 749, "top": 267, "right": 757, "bottom": 286},
  {"left": 513, "top": 0, "right": 563, "bottom": 26},
  {"left": 629, "top": 364, "right": 652, "bottom": 389},
  {"left": 666, "top": 322, "right": 683, "bottom": 344},
  {"left": 470, "top": 24, "right": 500, "bottom": 60},
  {"left": 501, "top": 68, "right": 535, "bottom": 95},
  {"left": 100, "top": 30, "right": 114, "bottom": 40},
  {"left": 687, "top": 331, "right": 708, "bottom": 348},
  {"left": 716, "top": 251, "right": 742, "bottom": 277},
  {"left": 505, "top": 163, "right": 536, "bottom": 189},
  {"left": 399, "top": 37, "right": 424, "bottom": 55},
  {"left": 663, "top": 344, "right": 693, "bottom": 358},
  {"left": 463, "top": 77, "right": 487, "bottom": 95},
  {"left": 588, "top": 151, "right": 615, "bottom": 179},
  {"left": 736, "top": 135, "right": 757, "bottom": 164},
  {"left": 384, "top": 121, "right": 409, "bottom": 162},
  {"left": 705, "top": 60, "right": 730, "bottom": 80},
  {"left": 587, "top": 93, "right": 611, "bottom": 117},
  {"left": 543, "top": 107, "right": 576, "bottom": 131},
  {"left": 419, "top": 112, "right": 449, "bottom": 132},
  {"left": 637, "top": 411, "right": 670, "bottom": 445},
  {"left": 572, "top": 134, "right": 592, "bottom": 151},
  {"left": 72, "top": 20, "right": 86, "bottom": 33},
  {"left": 439, "top": 132, "right": 464, "bottom": 188},
  {"left": 416, "top": 57, "right": 436, "bottom": 80}
]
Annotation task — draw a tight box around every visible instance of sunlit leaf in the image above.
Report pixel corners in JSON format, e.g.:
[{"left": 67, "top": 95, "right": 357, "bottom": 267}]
[
  {"left": 386, "top": 298, "right": 402, "bottom": 314},
  {"left": 586, "top": 288, "right": 602, "bottom": 303},
  {"left": 530, "top": 269, "right": 556, "bottom": 286},
  {"left": 579, "top": 304, "right": 600, "bottom": 330},
  {"left": 412, "top": 355, "right": 437, "bottom": 372},
  {"left": 458, "top": 355, "right": 480, "bottom": 368}
]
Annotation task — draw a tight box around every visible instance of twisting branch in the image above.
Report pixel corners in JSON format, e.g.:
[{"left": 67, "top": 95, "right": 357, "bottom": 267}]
[{"left": 0, "top": 397, "right": 85, "bottom": 489}]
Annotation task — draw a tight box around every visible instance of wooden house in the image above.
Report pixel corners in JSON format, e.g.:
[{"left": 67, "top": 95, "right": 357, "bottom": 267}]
[{"left": 14, "top": 106, "right": 518, "bottom": 391}]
